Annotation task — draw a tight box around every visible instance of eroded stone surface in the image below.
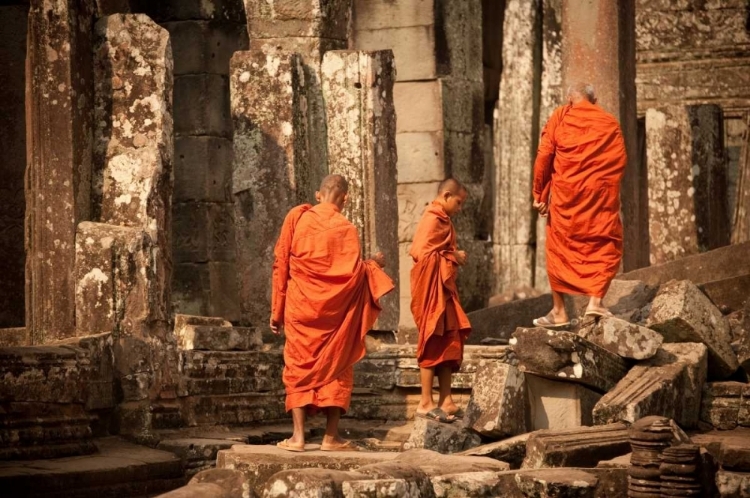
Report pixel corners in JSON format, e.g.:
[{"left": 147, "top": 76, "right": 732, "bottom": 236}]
[
  {"left": 515, "top": 469, "right": 598, "bottom": 498},
  {"left": 511, "top": 328, "right": 630, "bottom": 392},
  {"left": 525, "top": 375, "right": 601, "bottom": 431},
  {"left": 244, "top": 0, "right": 350, "bottom": 40},
  {"left": 465, "top": 361, "right": 527, "bottom": 438},
  {"left": 593, "top": 343, "right": 707, "bottom": 428},
  {"left": 522, "top": 423, "right": 631, "bottom": 470},
  {"left": 459, "top": 433, "right": 530, "bottom": 470},
  {"left": 700, "top": 382, "right": 750, "bottom": 431},
  {"left": 404, "top": 417, "right": 482, "bottom": 455},
  {"left": 578, "top": 317, "right": 662, "bottom": 360},
  {"left": 322, "top": 49, "right": 399, "bottom": 330},
  {"left": 395, "top": 449, "right": 510, "bottom": 476},
  {"left": 648, "top": 279, "right": 739, "bottom": 379}
]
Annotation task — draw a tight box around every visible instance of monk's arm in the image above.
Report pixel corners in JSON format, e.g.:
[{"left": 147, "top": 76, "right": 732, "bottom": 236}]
[
  {"left": 532, "top": 110, "right": 560, "bottom": 202},
  {"left": 271, "top": 216, "right": 294, "bottom": 325}
]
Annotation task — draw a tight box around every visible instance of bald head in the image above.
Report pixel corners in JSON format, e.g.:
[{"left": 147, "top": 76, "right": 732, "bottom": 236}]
[
  {"left": 316, "top": 174, "right": 349, "bottom": 209},
  {"left": 437, "top": 177, "right": 466, "bottom": 196},
  {"left": 567, "top": 82, "right": 596, "bottom": 105}
]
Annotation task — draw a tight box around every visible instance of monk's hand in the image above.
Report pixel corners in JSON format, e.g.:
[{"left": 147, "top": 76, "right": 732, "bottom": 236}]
[
  {"left": 270, "top": 318, "right": 282, "bottom": 335},
  {"left": 370, "top": 251, "right": 386, "bottom": 268},
  {"left": 533, "top": 200, "right": 549, "bottom": 217},
  {"left": 454, "top": 250, "right": 468, "bottom": 266}
]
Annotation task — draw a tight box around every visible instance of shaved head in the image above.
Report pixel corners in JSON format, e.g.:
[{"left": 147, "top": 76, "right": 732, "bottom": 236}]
[
  {"left": 437, "top": 177, "right": 466, "bottom": 196},
  {"left": 319, "top": 174, "right": 349, "bottom": 197},
  {"left": 567, "top": 82, "right": 596, "bottom": 104}
]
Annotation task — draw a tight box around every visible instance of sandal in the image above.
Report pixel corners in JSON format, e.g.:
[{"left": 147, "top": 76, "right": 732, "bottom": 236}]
[
  {"left": 276, "top": 439, "right": 305, "bottom": 452},
  {"left": 532, "top": 313, "right": 570, "bottom": 329},
  {"left": 447, "top": 408, "right": 465, "bottom": 419},
  {"left": 320, "top": 440, "right": 360, "bottom": 452},
  {"left": 416, "top": 408, "right": 456, "bottom": 424},
  {"left": 584, "top": 309, "right": 613, "bottom": 318}
]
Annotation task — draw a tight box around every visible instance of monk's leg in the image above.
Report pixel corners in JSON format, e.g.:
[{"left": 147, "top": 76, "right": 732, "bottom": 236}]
[
  {"left": 290, "top": 407, "right": 306, "bottom": 446},
  {"left": 549, "top": 289, "right": 569, "bottom": 323},
  {"left": 416, "top": 367, "right": 437, "bottom": 414},
  {"left": 585, "top": 280, "right": 612, "bottom": 315},
  {"left": 322, "top": 407, "right": 345, "bottom": 445},
  {"left": 436, "top": 364, "right": 459, "bottom": 415}
]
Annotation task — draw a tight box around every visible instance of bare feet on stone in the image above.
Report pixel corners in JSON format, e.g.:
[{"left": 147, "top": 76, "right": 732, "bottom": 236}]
[
  {"left": 584, "top": 304, "right": 613, "bottom": 318},
  {"left": 321, "top": 435, "right": 359, "bottom": 451}
]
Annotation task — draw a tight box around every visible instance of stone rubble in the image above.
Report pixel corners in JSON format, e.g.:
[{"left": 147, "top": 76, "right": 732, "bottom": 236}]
[
  {"left": 522, "top": 423, "right": 631, "bottom": 470},
  {"left": 465, "top": 361, "right": 527, "bottom": 438},
  {"left": 578, "top": 316, "right": 662, "bottom": 360},
  {"left": 403, "top": 417, "right": 482, "bottom": 455},
  {"left": 515, "top": 468, "right": 598, "bottom": 498}
]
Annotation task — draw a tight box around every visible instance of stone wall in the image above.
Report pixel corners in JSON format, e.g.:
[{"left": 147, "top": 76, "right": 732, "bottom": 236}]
[{"left": 0, "top": 4, "right": 28, "bottom": 328}]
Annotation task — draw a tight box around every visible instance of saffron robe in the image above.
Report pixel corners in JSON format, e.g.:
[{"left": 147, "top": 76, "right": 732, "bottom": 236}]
[
  {"left": 533, "top": 100, "right": 627, "bottom": 297},
  {"left": 271, "top": 203, "right": 394, "bottom": 412},
  {"left": 409, "top": 202, "right": 471, "bottom": 371}
]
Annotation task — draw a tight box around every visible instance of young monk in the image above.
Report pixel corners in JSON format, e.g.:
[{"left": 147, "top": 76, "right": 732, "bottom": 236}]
[
  {"left": 270, "top": 174, "right": 394, "bottom": 451},
  {"left": 410, "top": 178, "right": 472, "bottom": 424}
]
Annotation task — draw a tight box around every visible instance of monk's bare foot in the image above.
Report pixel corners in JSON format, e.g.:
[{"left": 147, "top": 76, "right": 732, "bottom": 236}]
[
  {"left": 416, "top": 401, "right": 437, "bottom": 416},
  {"left": 321, "top": 435, "right": 360, "bottom": 451},
  {"left": 439, "top": 400, "right": 459, "bottom": 416},
  {"left": 584, "top": 305, "right": 612, "bottom": 318}
]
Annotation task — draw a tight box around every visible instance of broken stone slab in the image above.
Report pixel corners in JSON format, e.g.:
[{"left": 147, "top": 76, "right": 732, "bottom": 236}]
[
  {"left": 341, "top": 478, "right": 421, "bottom": 498},
  {"left": 648, "top": 279, "right": 739, "bottom": 379},
  {"left": 465, "top": 361, "right": 527, "bottom": 438},
  {"left": 720, "top": 441, "right": 750, "bottom": 473},
  {"left": 515, "top": 469, "right": 598, "bottom": 498},
  {"left": 700, "top": 382, "right": 749, "bottom": 431},
  {"left": 716, "top": 470, "right": 750, "bottom": 498},
  {"left": 525, "top": 375, "right": 602, "bottom": 431},
  {"left": 215, "top": 444, "right": 398, "bottom": 494},
  {"left": 431, "top": 471, "right": 511, "bottom": 498},
  {"left": 466, "top": 295, "right": 557, "bottom": 343},
  {"left": 243, "top": 0, "right": 351, "bottom": 40},
  {"left": 322, "top": 49, "right": 399, "bottom": 331},
  {"left": 262, "top": 469, "right": 367, "bottom": 498},
  {"left": 578, "top": 316, "right": 662, "bottom": 360},
  {"left": 701, "top": 274, "right": 750, "bottom": 314},
  {"left": 522, "top": 423, "right": 631, "bottom": 469},
  {"left": 395, "top": 449, "right": 510, "bottom": 477},
  {"left": 511, "top": 328, "right": 630, "bottom": 393},
  {"left": 570, "top": 279, "right": 658, "bottom": 324},
  {"left": 593, "top": 343, "right": 707, "bottom": 429},
  {"left": 175, "top": 324, "right": 262, "bottom": 351},
  {"left": 403, "top": 417, "right": 482, "bottom": 455},
  {"left": 353, "top": 460, "right": 434, "bottom": 496},
  {"left": 459, "top": 433, "right": 531, "bottom": 470}
]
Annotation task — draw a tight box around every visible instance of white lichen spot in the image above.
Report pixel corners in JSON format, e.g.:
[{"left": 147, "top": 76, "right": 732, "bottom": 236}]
[
  {"left": 281, "top": 122, "right": 293, "bottom": 136},
  {"left": 239, "top": 71, "right": 251, "bottom": 83},
  {"left": 573, "top": 363, "right": 583, "bottom": 378}
]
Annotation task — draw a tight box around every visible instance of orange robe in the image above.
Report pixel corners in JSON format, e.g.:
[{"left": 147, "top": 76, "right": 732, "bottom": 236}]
[
  {"left": 533, "top": 100, "right": 627, "bottom": 297},
  {"left": 409, "top": 202, "right": 471, "bottom": 371},
  {"left": 271, "top": 203, "right": 394, "bottom": 413}
]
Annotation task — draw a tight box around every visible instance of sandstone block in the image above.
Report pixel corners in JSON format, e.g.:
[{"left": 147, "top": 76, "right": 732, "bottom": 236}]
[
  {"left": 323, "top": 50, "right": 400, "bottom": 330},
  {"left": 716, "top": 470, "right": 750, "bottom": 498},
  {"left": 646, "top": 105, "right": 729, "bottom": 264},
  {"left": 244, "top": 0, "right": 351, "bottom": 40},
  {"left": 398, "top": 182, "right": 441, "bottom": 242},
  {"left": 162, "top": 21, "right": 248, "bottom": 75},
  {"left": 395, "top": 448, "right": 510, "bottom": 476},
  {"left": 341, "top": 478, "right": 421, "bottom": 498},
  {"left": 174, "top": 74, "right": 231, "bottom": 138},
  {"left": 578, "top": 316, "right": 662, "bottom": 360},
  {"left": 593, "top": 343, "right": 707, "bottom": 428},
  {"left": 157, "top": 439, "right": 241, "bottom": 476},
  {"left": 458, "top": 433, "right": 530, "bottom": 469},
  {"left": 515, "top": 469, "right": 598, "bottom": 498},
  {"left": 467, "top": 295, "right": 556, "bottom": 344},
  {"left": 700, "top": 381, "right": 749, "bottom": 430},
  {"left": 394, "top": 81, "right": 443, "bottom": 133},
  {"left": 354, "top": 460, "right": 434, "bottom": 496},
  {"left": 352, "top": 0, "right": 434, "bottom": 31},
  {"left": 721, "top": 441, "right": 750, "bottom": 473},
  {"left": 179, "top": 350, "right": 285, "bottom": 396},
  {"left": 352, "top": 25, "right": 436, "bottom": 81},
  {"left": 701, "top": 274, "right": 750, "bottom": 314},
  {"left": 511, "top": 328, "right": 630, "bottom": 393},
  {"left": 396, "top": 132, "right": 445, "bottom": 184},
  {"left": 648, "top": 279, "right": 739, "bottom": 379},
  {"left": 174, "top": 137, "right": 233, "bottom": 203},
  {"left": 465, "top": 361, "right": 527, "bottom": 438},
  {"left": 129, "top": 0, "right": 245, "bottom": 22},
  {"left": 403, "top": 417, "right": 481, "bottom": 454},
  {"left": 522, "top": 423, "right": 631, "bottom": 469},
  {"left": 208, "top": 262, "right": 241, "bottom": 323},
  {"left": 262, "top": 469, "right": 365, "bottom": 498},
  {"left": 175, "top": 323, "right": 261, "bottom": 351},
  {"left": 526, "top": 375, "right": 602, "bottom": 431},
  {"left": 182, "top": 393, "right": 286, "bottom": 426},
  {"left": 431, "top": 471, "right": 509, "bottom": 498}
]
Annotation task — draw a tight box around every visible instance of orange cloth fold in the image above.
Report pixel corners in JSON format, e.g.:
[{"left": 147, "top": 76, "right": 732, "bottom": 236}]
[
  {"left": 272, "top": 203, "right": 394, "bottom": 413},
  {"left": 533, "top": 101, "right": 627, "bottom": 297},
  {"left": 409, "top": 202, "right": 471, "bottom": 371}
]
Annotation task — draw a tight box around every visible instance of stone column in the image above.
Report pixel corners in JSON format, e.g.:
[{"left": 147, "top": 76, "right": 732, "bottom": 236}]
[
  {"left": 492, "top": 0, "right": 542, "bottom": 294},
  {"left": 561, "top": 0, "right": 646, "bottom": 271},
  {"left": 322, "top": 50, "right": 400, "bottom": 331},
  {"left": 732, "top": 115, "right": 750, "bottom": 244},
  {"left": 534, "top": 0, "right": 562, "bottom": 293},
  {"left": 25, "top": 0, "right": 96, "bottom": 343},
  {"left": 230, "top": 47, "right": 311, "bottom": 327},
  {"left": 646, "top": 104, "right": 729, "bottom": 264}
]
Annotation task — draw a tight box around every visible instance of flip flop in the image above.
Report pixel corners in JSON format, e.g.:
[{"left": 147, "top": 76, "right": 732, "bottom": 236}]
[
  {"left": 532, "top": 313, "right": 571, "bottom": 329},
  {"left": 276, "top": 439, "right": 305, "bottom": 452},
  {"left": 447, "top": 408, "right": 465, "bottom": 419},
  {"left": 320, "top": 440, "right": 360, "bottom": 452},
  {"left": 416, "top": 408, "right": 456, "bottom": 424},
  {"left": 584, "top": 309, "right": 614, "bottom": 318}
]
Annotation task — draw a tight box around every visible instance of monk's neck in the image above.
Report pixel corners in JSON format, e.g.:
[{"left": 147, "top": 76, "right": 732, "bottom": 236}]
[{"left": 317, "top": 201, "right": 342, "bottom": 213}]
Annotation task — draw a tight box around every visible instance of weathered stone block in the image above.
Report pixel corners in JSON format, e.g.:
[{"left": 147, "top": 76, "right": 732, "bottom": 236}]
[
  {"left": 515, "top": 469, "right": 598, "bottom": 498},
  {"left": 395, "top": 448, "right": 510, "bottom": 476},
  {"left": 526, "top": 375, "right": 602, "bottom": 431},
  {"left": 182, "top": 393, "right": 286, "bottom": 426},
  {"left": 396, "top": 132, "right": 445, "bottom": 184},
  {"left": 244, "top": 0, "right": 351, "bottom": 40},
  {"left": 646, "top": 105, "right": 729, "bottom": 263},
  {"left": 394, "top": 81, "right": 443, "bottom": 133},
  {"left": 594, "top": 343, "right": 707, "bottom": 428},
  {"left": 459, "top": 433, "right": 530, "bottom": 469},
  {"left": 716, "top": 470, "right": 750, "bottom": 498},
  {"left": 162, "top": 21, "right": 248, "bottom": 75},
  {"left": 511, "top": 328, "right": 630, "bottom": 393},
  {"left": 578, "top": 316, "right": 662, "bottom": 360},
  {"left": 174, "top": 137, "right": 233, "bottom": 203},
  {"left": 570, "top": 279, "right": 657, "bottom": 323},
  {"left": 341, "top": 478, "right": 421, "bottom": 498},
  {"left": 465, "top": 361, "right": 527, "bottom": 438},
  {"left": 466, "top": 295, "right": 557, "bottom": 344},
  {"left": 352, "top": 0, "right": 434, "bottom": 31},
  {"left": 323, "top": 50, "right": 400, "bottom": 331},
  {"left": 175, "top": 322, "right": 261, "bottom": 351},
  {"left": 130, "top": 0, "right": 246, "bottom": 22},
  {"left": 398, "top": 182, "right": 441, "bottom": 243},
  {"left": 648, "top": 279, "right": 739, "bottom": 379},
  {"left": 431, "top": 471, "right": 510, "bottom": 497},
  {"left": 208, "top": 262, "right": 241, "bottom": 322},
  {"left": 700, "top": 381, "right": 746, "bottom": 430},
  {"left": 174, "top": 74, "right": 231, "bottom": 137},
  {"left": 403, "top": 417, "right": 481, "bottom": 455},
  {"left": 353, "top": 26, "right": 436, "bottom": 81},
  {"left": 720, "top": 441, "right": 750, "bottom": 473},
  {"left": 522, "top": 423, "right": 631, "bottom": 469}
]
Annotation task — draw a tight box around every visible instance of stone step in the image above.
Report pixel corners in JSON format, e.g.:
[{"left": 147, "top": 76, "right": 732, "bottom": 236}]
[
  {"left": 593, "top": 343, "right": 708, "bottom": 429},
  {"left": 0, "top": 437, "right": 185, "bottom": 498},
  {"left": 180, "top": 393, "right": 287, "bottom": 426},
  {"left": 179, "top": 350, "right": 285, "bottom": 396}
]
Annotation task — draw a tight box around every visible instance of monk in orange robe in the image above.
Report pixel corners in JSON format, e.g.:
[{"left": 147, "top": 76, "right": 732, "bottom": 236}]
[
  {"left": 270, "top": 174, "right": 394, "bottom": 451},
  {"left": 410, "top": 178, "right": 472, "bottom": 423},
  {"left": 532, "top": 83, "right": 627, "bottom": 327}
]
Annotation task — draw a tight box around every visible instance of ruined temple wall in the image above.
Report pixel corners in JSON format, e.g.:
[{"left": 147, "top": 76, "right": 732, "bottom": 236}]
[
  {"left": 351, "top": 0, "right": 488, "bottom": 326},
  {"left": 129, "top": 1, "right": 248, "bottom": 322}
]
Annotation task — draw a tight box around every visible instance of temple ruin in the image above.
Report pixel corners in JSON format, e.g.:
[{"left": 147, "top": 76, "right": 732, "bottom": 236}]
[{"left": 0, "top": 0, "right": 749, "bottom": 496}]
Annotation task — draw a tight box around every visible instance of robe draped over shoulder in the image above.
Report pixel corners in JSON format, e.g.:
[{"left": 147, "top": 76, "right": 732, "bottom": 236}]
[
  {"left": 533, "top": 101, "right": 627, "bottom": 297},
  {"left": 272, "top": 203, "right": 394, "bottom": 412},
  {"left": 409, "top": 202, "right": 471, "bottom": 371}
]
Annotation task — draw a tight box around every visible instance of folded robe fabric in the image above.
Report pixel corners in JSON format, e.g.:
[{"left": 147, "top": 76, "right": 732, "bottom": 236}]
[
  {"left": 271, "top": 202, "right": 394, "bottom": 413},
  {"left": 409, "top": 201, "right": 471, "bottom": 371},
  {"left": 533, "top": 100, "right": 627, "bottom": 297}
]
